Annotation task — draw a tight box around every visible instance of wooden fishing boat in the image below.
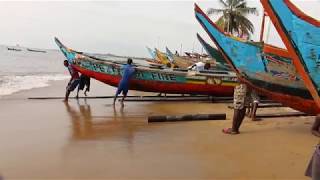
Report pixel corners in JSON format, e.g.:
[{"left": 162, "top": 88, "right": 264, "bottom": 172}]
[
  {"left": 196, "top": 33, "right": 231, "bottom": 71},
  {"left": 146, "top": 46, "right": 156, "bottom": 59},
  {"left": 195, "top": 3, "right": 320, "bottom": 114},
  {"left": 261, "top": 0, "right": 320, "bottom": 108},
  {"left": 145, "top": 46, "right": 163, "bottom": 66},
  {"left": 155, "top": 48, "right": 171, "bottom": 65},
  {"left": 165, "top": 47, "right": 196, "bottom": 68},
  {"left": 55, "top": 37, "right": 237, "bottom": 96},
  {"left": 7, "top": 47, "right": 22, "bottom": 51},
  {"left": 27, "top": 48, "right": 46, "bottom": 53}
]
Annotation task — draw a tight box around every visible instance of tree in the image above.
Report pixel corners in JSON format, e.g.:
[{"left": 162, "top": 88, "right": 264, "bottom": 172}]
[{"left": 207, "top": 0, "right": 258, "bottom": 38}]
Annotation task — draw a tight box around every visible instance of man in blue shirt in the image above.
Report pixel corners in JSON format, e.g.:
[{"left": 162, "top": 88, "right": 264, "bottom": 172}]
[{"left": 113, "top": 58, "right": 135, "bottom": 106}]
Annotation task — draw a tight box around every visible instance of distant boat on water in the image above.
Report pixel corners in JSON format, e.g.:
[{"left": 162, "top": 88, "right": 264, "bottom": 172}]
[
  {"left": 7, "top": 47, "right": 22, "bottom": 51},
  {"left": 27, "top": 48, "right": 46, "bottom": 53}
]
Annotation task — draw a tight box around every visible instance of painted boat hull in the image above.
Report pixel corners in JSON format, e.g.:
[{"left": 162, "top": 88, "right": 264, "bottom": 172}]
[
  {"left": 261, "top": 0, "right": 320, "bottom": 108},
  {"left": 55, "top": 38, "right": 237, "bottom": 96},
  {"left": 194, "top": 3, "right": 320, "bottom": 114}
]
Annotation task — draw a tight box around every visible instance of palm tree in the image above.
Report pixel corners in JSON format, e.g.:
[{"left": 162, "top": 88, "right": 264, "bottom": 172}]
[{"left": 207, "top": 0, "right": 258, "bottom": 38}]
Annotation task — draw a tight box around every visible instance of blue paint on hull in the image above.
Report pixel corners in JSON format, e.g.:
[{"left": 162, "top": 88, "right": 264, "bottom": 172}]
[
  {"left": 195, "top": 10, "right": 305, "bottom": 91},
  {"left": 268, "top": 0, "right": 320, "bottom": 92}
]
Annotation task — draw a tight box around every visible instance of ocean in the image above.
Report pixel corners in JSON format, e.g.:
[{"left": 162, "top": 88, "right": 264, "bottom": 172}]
[
  {"left": 0, "top": 45, "right": 149, "bottom": 97},
  {"left": 0, "top": 45, "right": 69, "bottom": 97}
]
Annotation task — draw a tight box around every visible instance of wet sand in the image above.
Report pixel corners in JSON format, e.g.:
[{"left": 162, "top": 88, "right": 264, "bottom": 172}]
[{"left": 0, "top": 80, "right": 318, "bottom": 179}]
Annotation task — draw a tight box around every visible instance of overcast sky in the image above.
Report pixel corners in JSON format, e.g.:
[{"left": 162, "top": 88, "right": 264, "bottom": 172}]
[{"left": 0, "top": 0, "right": 318, "bottom": 57}]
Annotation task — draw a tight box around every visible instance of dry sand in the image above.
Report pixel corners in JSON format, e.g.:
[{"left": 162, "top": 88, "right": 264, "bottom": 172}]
[{"left": 0, "top": 80, "right": 318, "bottom": 179}]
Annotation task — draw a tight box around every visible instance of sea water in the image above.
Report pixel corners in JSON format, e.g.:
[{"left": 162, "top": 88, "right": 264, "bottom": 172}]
[
  {"left": 0, "top": 45, "right": 69, "bottom": 96},
  {"left": 0, "top": 45, "right": 148, "bottom": 97}
]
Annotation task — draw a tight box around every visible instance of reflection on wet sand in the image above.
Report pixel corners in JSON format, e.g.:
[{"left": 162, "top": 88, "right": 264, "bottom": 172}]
[{"left": 63, "top": 100, "right": 148, "bottom": 153}]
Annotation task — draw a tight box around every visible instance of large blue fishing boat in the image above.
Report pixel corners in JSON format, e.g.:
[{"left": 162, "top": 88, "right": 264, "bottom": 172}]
[
  {"left": 261, "top": 0, "right": 320, "bottom": 108},
  {"left": 195, "top": 3, "right": 319, "bottom": 114}
]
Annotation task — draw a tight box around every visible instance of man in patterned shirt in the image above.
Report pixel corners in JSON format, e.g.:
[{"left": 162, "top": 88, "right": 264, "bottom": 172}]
[{"left": 223, "top": 83, "right": 251, "bottom": 134}]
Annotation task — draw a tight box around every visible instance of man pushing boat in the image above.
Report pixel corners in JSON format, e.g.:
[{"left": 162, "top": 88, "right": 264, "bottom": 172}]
[
  {"left": 113, "top": 58, "right": 136, "bottom": 106},
  {"left": 64, "top": 60, "right": 80, "bottom": 102}
]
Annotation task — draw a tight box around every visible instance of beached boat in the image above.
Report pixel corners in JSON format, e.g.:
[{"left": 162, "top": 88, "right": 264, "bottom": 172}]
[
  {"left": 155, "top": 48, "right": 171, "bottom": 65},
  {"left": 261, "top": 0, "right": 320, "bottom": 108},
  {"left": 196, "top": 33, "right": 231, "bottom": 71},
  {"left": 146, "top": 46, "right": 156, "bottom": 59},
  {"left": 165, "top": 47, "right": 196, "bottom": 68},
  {"left": 55, "top": 37, "right": 237, "bottom": 96},
  {"left": 195, "top": 3, "right": 320, "bottom": 114}
]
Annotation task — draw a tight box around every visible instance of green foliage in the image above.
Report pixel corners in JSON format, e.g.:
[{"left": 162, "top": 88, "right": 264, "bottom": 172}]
[{"left": 207, "top": 0, "right": 258, "bottom": 38}]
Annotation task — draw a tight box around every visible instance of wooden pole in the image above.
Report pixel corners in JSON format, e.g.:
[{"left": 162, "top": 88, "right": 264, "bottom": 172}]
[
  {"left": 260, "top": 12, "right": 267, "bottom": 42},
  {"left": 256, "top": 112, "right": 312, "bottom": 118},
  {"left": 148, "top": 113, "right": 226, "bottom": 122},
  {"left": 28, "top": 95, "right": 211, "bottom": 100}
]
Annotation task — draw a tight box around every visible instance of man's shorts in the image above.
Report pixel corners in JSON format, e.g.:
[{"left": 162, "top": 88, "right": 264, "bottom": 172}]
[
  {"left": 67, "top": 79, "right": 80, "bottom": 91},
  {"left": 116, "top": 80, "right": 129, "bottom": 96},
  {"left": 116, "top": 86, "right": 128, "bottom": 96},
  {"left": 78, "top": 75, "right": 90, "bottom": 91}
]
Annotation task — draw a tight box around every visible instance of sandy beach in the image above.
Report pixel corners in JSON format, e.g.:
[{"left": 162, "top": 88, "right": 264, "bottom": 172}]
[{"left": 0, "top": 80, "right": 317, "bottom": 179}]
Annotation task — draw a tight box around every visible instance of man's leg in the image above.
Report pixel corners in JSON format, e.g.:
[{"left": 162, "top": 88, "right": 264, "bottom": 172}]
[
  {"left": 113, "top": 90, "right": 120, "bottom": 105},
  {"left": 64, "top": 90, "right": 71, "bottom": 102},
  {"left": 246, "top": 103, "right": 252, "bottom": 117},
  {"left": 233, "top": 107, "right": 246, "bottom": 133},
  {"left": 223, "top": 107, "right": 244, "bottom": 134},
  {"left": 251, "top": 102, "right": 258, "bottom": 121},
  {"left": 76, "top": 88, "right": 80, "bottom": 99},
  {"left": 231, "top": 109, "right": 241, "bottom": 133},
  {"left": 121, "top": 94, "right": 127, "bottom": 107},
  {"left": 121, "top": 89, "right": 128, "bottom": 107},
  {"left": 311, "top": 115, "right": 320, "bottom": 137},
  {"left": 84, "top": 88, "right": 88, "bottom": 96},
  {"left": 113, "top": 94, "right": 118, "bottom": 105}
]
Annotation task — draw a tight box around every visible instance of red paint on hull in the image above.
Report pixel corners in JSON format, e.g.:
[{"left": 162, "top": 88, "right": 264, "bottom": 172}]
[{"left": 73, "top": 65, "right": 235, "bottom": 96}]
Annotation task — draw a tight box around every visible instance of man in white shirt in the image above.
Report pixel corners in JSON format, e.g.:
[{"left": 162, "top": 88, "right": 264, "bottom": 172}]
[{"left": 188, "top": 62, "right": 206, "bottom": 72}]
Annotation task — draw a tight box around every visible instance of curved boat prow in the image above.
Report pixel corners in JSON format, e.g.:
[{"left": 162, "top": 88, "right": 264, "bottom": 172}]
[
  {"left": 195, "top": 3, "right": 266, "bottom": 75},
  {"left": 261, "top": 0, "right": 320, "bottom": 107},
  {"left": 196, "top": 33, "right": 230, "bottom": 70},
  {"left": 146, "top": 46, "right": 156, "bottom": 60},
  {"left": 194, "top": 4, "right": 238, "bottom": 73},
  {"left": 54, "top": 37, "right": 77, "bottom": 63},
  {"left": 54, "top": 37, "right": 65, "bottom": 50},
  {"left": 165, "top": 47, "right": 174, "bottom": 63}
]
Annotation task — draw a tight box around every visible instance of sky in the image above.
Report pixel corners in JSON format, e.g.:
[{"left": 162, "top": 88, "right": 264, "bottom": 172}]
[{"left": 0, "top": 0, "right": 319, "bottom": 57}]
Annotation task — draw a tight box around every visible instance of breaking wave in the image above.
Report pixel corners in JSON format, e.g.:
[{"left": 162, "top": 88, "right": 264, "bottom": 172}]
[{"left": 0, "top": 74, "right": 69, "bottom": 96}]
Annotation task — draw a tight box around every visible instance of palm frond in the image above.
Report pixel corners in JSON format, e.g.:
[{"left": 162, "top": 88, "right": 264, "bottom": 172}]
[
  {"left": 207, "top": 0, "right": 258, "bottom": 37},
  {"left": 207, "top": 8, "right": 225, "bottom": 15},
  {"left": 218, "top": 0, "right": 228, "bottom": 8}
]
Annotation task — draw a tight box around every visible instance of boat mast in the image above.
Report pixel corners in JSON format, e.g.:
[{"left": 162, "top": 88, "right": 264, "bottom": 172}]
[{"left": 260, "top": 12, "right": 267, "bottom": 42}]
